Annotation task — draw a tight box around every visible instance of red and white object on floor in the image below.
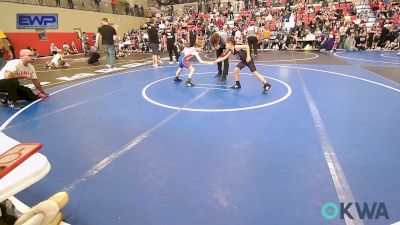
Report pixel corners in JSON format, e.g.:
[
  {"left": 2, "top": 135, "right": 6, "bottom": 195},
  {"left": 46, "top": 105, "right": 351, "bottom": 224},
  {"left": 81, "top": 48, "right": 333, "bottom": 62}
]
[{"left": 0, "top": 133, "right": 50, "bottom": 202}]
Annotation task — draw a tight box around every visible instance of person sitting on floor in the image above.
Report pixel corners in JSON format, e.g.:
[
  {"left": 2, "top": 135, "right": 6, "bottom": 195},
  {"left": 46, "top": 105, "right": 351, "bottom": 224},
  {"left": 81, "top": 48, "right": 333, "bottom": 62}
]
[
  {"left": 62, "top": 42, "right": 72, "bottom": 55},
  {"left": 87, "top": 46, "right": 100, "bottom": 65},
  {"left": 344, "top": 33, "right": 358, "bottom": 52},
  {"left": 44, "top": 50, "right": 70, "bottom": 70},
  {"left": 49, "top": 43, "right": 59, "bottom": 55},
  {"left": 320, "top": 33, "right": 336, "bottom": 53},
  {"left": 0, "top": 49, "right": 48, "bottom": 109}
]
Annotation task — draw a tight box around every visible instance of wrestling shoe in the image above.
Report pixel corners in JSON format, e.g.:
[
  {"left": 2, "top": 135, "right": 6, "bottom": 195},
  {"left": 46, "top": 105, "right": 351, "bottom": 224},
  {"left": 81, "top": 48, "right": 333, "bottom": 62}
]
[
  {"left": 174, "top": 77, "right": 182, "bottom": 82},
  {"left": 263, "top": 83, "right": 272, "bottom": 93},
  {"left": 230, "top": 84, "right": 241, "bottom": 89},
  {"left": 185, "top": 81, "right": 195, "bottom": 87}
]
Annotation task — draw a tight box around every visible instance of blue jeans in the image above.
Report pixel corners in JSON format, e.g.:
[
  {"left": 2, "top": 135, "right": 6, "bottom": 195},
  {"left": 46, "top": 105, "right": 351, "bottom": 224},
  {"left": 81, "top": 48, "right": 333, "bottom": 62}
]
[{"left": 103, "top": 44, "right": 116, "bottom": 67}]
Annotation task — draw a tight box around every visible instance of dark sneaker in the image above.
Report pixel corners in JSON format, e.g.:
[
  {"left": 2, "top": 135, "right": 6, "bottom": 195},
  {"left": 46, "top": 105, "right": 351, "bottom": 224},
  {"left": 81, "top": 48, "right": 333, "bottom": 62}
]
[
  {"left": 0, "top": 93, "right": 7, "bottom": 105},
  {"left": 219, "top": 76, "right": 227, "bottom": 83},
  {"left": 230, "top": 84, "right": 241, "bottom": 89},
  {"left": 214, "top": 74, "right": 222, "bottom": 78},
  {"left": 263, "top": 83, "right": 272, "bottom": 93},
  {"left": 185, "top": 81, "right": 195, "bottom": 87},
  {"left": 8, "top": 101, "right": 24, "bottom": 109},
  {"left": 174, "top": 77, "right": 182, "bottom": 82}
]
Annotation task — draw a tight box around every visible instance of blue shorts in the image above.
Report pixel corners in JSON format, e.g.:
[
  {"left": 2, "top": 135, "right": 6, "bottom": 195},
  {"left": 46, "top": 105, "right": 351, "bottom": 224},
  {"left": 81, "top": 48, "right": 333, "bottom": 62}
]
[
  {"left": 178, "top": 54, "right": 191, "bottom": 68},
  {"left": 150, "top": 43, "right": 160, "bottom": 55}
]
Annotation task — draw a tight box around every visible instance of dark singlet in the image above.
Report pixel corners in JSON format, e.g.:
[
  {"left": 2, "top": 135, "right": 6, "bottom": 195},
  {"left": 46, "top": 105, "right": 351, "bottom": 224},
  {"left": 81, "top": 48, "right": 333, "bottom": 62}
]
[
  {"left": 232, "top": 47, "right": 257, "bottom": 72},
  {"left": 233, "top": 48, "right": 247, "bottom": 61}
]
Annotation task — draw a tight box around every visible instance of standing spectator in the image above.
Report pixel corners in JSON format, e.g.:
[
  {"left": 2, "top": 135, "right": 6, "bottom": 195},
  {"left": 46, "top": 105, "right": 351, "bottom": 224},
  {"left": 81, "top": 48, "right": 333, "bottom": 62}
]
[
  {"left": 95, "top": 18, "right": 118, "bottom": 68},
  {"left": 94, "top": 0, "right": 100, "bottom": 12},
  {"left": 148, "top": 18, "right": 161, "bottom": 67},
  {"left": 188, "top": 27, "right": 197, "bottom": 47},
  {"left": 81, "top": 32, "right": 90, "bottom": 56},
  {"left": 0, "top": 49, "right": 48, "bottom": 109},
  {"left": 125, "top": 3, "right": 130, "bottom": 15},
  {"left": 140, "top": 5, "right": 144, "bottom": 16},
  {"left": 81, "top": 32, "right": 89, "bottom": 48},
  {"left": 234, "top": 26, "right": 243, "bottom": 45},
  {"left": 68, "top": 0, "right": 74, "bottom": 9},
  {"left": 111, "top": 0, "right": 117, "bottom": 14},
  {"left": 55, "top": 0, "right": 61, "bottom": 7},
  {"left": 163, "top": 22, "right": 180, "bottom": 64}
]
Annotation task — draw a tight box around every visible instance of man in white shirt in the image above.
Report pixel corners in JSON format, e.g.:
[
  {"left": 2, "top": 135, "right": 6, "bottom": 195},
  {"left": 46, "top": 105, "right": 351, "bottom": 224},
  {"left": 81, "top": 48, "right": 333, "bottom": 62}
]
[
  {"left": 245, "top": 21, "right": 259, "bottom": 56},
  {"left": 0, "top": 49, "right": 48, "bottom": 109}
]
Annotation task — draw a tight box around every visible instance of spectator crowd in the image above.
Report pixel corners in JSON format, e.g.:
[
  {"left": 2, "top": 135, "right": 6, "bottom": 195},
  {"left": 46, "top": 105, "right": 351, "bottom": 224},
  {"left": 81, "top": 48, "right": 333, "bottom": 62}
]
[{"left": 118, "top": 0, "right": 399, "bottom": 57}]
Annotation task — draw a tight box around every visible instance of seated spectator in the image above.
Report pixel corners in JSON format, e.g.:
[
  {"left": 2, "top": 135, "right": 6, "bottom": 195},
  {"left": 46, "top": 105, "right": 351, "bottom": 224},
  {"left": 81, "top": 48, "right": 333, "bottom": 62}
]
[
  {"left": 0, "top": 49, "right": 48, "bottom": 109},
  {"left": 356, "top": 31, "right": 367, "bottom": 50},
  {"left": 333, "top": 34, "right": 340, "bottom": 51},
  {"left": 87, "top": 46, "right": 100, "bottom": 65},
  {"left": 304, "top": 31, "right": 316, "bottom": 50},
  {"left": 372, "top": 29, "right": 381, "bottom": 49},
  {"left": 260, "top": 26, "right": 270, "bottom": 51},
  {"left": 45, "top": 50, "right": 70, "bottom": 69},
  {"left": 383, "top": 40, "right": 392, "bottom": 49},
  {"left": 62, "top": 42, "right": 72, "bottom": 55},
  {"left": 320, "top": 33, "right": 336, "bottom": 53},
  {"left": 50, "top": 43, "right": 59, "bottom": 55},
  {"left": 390, "top": 38, "right": 399, "bottom": 50},
  {"left": 288, "top": 32, "right": 299, "bottom": 50},
  {"left": 344, "top": 33, "right": 358, "bottom": 51},
  {"left": 278, "top": 31, "right": 289, "bottom": 50}
]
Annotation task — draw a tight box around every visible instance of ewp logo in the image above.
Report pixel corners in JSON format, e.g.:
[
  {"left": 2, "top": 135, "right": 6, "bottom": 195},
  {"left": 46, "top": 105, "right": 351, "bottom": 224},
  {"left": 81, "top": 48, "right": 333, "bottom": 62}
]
[
  {"left": 17, "top": 14, "right": 58, "bottom": 29},
  {"left": 322, "top": 202, "right": 389, "bottom": 220}
]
